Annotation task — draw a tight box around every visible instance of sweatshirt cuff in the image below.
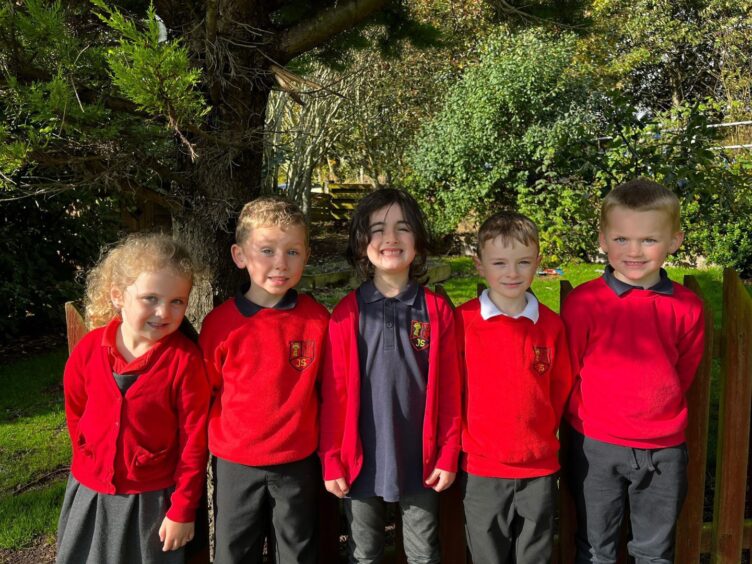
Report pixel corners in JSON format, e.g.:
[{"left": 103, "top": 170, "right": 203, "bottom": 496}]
[
  {"left": 165, "top": 500, "right": 196, "bottom": 523},
  {"left": 321, "top": 453, "right": 346, "bottom": 481},
  {"left": 435, "top": 445, "right": 460, "bottom": 473}
]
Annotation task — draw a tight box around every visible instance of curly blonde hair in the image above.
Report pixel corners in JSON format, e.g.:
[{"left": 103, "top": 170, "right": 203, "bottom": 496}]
[{"left": 85, "top": 233, "right": 196, "bottom": 329}]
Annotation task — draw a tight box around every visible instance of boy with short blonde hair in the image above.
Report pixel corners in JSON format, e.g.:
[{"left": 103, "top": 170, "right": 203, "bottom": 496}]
[
  {"left": 562, "top": 178, "right": 705, "bottom": 563},
  {"left": 199, "top": 195, "right": 329, "bottom": 563},
  {"left": 455, "top": 210, "right": 574, "bottom": 564}
]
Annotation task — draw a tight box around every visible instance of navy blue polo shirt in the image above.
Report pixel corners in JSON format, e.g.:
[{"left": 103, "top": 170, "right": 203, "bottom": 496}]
[
  {"left": 602, "top": 265, "right": 674, "bottom": 296},
  {"left": 348, "top": 280, "right": 430, "bottom": 502}
]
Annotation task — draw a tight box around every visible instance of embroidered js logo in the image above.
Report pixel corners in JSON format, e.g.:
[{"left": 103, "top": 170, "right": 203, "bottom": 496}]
[
  {"left": 410, "top": 320, "right": 431, "bottom": 351},
  {"left": 532, "top": 346, "right": 551, "bottom": 375},
  {"left": 289, "top": 340, "right": 315, "bottom": 371}
]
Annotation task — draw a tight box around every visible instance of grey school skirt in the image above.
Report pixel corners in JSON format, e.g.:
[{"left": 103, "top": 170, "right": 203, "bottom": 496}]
[{"left": 56, "top": 474, "right": 184, "bottom": 564}]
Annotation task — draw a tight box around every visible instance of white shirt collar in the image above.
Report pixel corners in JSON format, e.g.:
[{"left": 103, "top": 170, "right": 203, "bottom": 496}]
[{"left": 479, "top": 289, "right": 539, "bottom": 323}]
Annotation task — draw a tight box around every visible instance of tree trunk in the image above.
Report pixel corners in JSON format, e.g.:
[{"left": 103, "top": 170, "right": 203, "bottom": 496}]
[{"left": 173, "top": 86, "right": 273, "bottom": 324}]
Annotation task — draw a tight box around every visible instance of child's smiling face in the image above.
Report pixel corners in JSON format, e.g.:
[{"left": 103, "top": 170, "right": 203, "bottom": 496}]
[
  {"left": 475, "top": 236, "right": 540, "bottom": 315},
  {"left": 231, "top": 223, "right": 309, "bottom": 307},
  {"left": 111, "top": 267, "right": 192, "bottom": 353},
  {"left": 599, "top": 206, "right": 683, "bottom": 288},
  {"left": 366, "top": 203, "right": 416, "bottom": 283}
]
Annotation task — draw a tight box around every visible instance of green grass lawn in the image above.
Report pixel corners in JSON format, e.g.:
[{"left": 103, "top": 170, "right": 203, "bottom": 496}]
[{"left": 0, "top": 348, "right": 69, "bottom": 549}]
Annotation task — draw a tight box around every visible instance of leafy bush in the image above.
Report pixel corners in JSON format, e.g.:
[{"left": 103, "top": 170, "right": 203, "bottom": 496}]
[
  {"left": 0, "top": 192, "right": 118, "bottom": 338},
  {"left": 407, "top": 29, "right": 595, "bottom": 242}
]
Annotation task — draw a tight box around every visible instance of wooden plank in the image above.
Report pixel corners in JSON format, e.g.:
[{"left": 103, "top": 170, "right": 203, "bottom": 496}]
[
  {"left": 675, "top": 275, "right": 714, "bottom": 562},
  {"left": 700, "top": 520, "right": 752, "bottom": 553},
  {"left": 557, "top": 280, "right": 576, "bottom": 564},
  {"left": 64, "top": 301, "right": 87, "bottom": 354},
  {"left": 711, "top": 268, "right": 752, "bottom": 563}
]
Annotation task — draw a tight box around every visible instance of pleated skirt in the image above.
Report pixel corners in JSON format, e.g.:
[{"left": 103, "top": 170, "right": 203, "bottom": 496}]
[{"left": 56, "top": 474, "right": 184, "bottom": 564}]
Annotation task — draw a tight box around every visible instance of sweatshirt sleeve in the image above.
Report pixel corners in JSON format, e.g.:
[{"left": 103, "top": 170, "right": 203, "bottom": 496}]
[
  {"left": 676, "top": 298, "right": 706, "bottom": 393},
  {"left": 560, "top": 288, "right": 589, "bottom": 380},
  {"left": 433, "top": 297, "right": 462, "bottom": 473},
  {"left": 166, "top": 348, "right": 211, "bottom": 523},
  {"left": 318, "top": 307, "right": 350, "bottom": 481},
  {"left": 550, "top": 321, "right": 575, "bottom": 422},
  {"left": 63, "top": 340, "right": 89, "bottom": 447},
  {"left": 198, "top": 320, "right": 223, "bottom": 396}
]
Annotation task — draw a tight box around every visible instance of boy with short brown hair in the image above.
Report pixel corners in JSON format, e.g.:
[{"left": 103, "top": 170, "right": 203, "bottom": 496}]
[
  {"left": 562, "top": 178, "right": 705, "bottom": 563},
  {"left": 199, "top": 196, "right": 329, "bottom": 563},
  {"left": 455, "top": 210, "right": 574, "bottom": 564}
]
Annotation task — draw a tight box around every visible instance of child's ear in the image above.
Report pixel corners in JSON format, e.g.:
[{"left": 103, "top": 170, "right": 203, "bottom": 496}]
[
  {"left": 535, "top": 254, "right": 542, "bottom": 269},
  {"left": 473, "top": 255, "right": 484, "bottom": 275},
  {"left": 669, "top": 231, "right": 685, "bottom": 254},
  {"left": 598, "top": 231, "right": 607, "bottom": 252},
  {"left": 230, "top": 244, "right": 247, "bottom": 269},
  {"left": 110, "top": 286, "right": 123, "bottom": 309}
]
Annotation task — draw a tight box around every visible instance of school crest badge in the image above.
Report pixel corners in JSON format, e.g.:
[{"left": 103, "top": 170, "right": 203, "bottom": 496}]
[
  {"left": 532, "top": 346, "right": 551, "bottom": 375},
  {"left": 289, "top": 340, "right": 315, "bottom": 371},
  {"left": 410, "top": 320, "right": 431, "bottom": 351}
]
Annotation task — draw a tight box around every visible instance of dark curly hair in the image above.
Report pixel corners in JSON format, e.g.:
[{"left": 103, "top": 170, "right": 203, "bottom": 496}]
[{"left": 346, "top": 188, "right": 430, "bottom": 283}]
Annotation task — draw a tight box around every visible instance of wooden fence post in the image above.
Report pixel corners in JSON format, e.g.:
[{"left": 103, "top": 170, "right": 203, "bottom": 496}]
[
  {"left": 557, "top": 280, "right": 577, "bottom": 564},
  {"left": 675, "top": 275, "right": 714, "bottom": 562},
  {"left": 64, "top": 301, "right": 87, "bottom": 353},
  {"left": 711, "top": 268, "right": 752, "bottom": 563}
]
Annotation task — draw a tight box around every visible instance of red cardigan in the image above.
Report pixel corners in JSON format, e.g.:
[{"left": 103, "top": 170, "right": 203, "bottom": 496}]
[
  {"left": 199, "top": 294, "right": 329, "bottom": 466},
  {"left": 561, "top": 277, "right": 705, "bottom": 448},
  {"left": 319, "top": 287, "right": 462, "bottom": 485},
  {"left": 455, "top": 298, "right": 573, "bottom": 478},
  {"left": 63, "top": 318, "right": 210, "bottom": 523}
]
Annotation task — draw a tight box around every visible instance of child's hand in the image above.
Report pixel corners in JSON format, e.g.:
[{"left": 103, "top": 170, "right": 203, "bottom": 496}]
[
  {"left": 159, "top": 516, "right": 195, "bottom": 552},
  {"left": 325, "top": 477, "right": 350, "bottom": 498},
  {"left": 425, "top": 468, "right": 456, "bottom": 492}
]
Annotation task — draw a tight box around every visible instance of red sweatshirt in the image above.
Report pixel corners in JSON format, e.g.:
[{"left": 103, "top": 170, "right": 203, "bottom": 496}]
[
  {"left": 319, "top": 287, "right": 462, "bottom": 485},
  {"left": 63, "top": 318, "right": 210, "bottom": 523},
  {"left": 455, "top": 298, "right": 573, "bottom": 478},
  {"left": 561, "top": 277, "right": 705, "bottom": 448},
  {"left": 199, "top": 294, "right": 329, "bottom": 466}
]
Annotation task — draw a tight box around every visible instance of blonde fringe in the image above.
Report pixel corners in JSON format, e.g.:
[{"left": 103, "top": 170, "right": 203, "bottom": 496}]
[
  {"left": 235, "top": 196, "right": 308, "bottom": 246},
  {"left": 84, "top": 233, "right": 196, "bottom": 329}
]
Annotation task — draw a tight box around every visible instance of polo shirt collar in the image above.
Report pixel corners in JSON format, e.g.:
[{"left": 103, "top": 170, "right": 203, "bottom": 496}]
[
  {"left": 234, "top": 283, "right": 298, "bottom": 317},
  {"left": 479, "top": 289, "right": 540, "bottom": 323},
  {"left": 602, "top": 265, "right": 674, "bottom": 296},
  {"left": 360, "top": 279, "right": 420, "bottom": 306}
]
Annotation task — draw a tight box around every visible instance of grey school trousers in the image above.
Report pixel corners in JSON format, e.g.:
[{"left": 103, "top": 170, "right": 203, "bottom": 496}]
[
  {"left": 459, "top": 471, "right": 556, "bottom": 564},
  {"left": 212, "top": 455, "right": 320, "bottom": 564},
  {"left": 344, "top": 489, "right": 440, "bottom": 564},
  {"left": 567, "top": 430, "right": 688, "bottom": 564}
]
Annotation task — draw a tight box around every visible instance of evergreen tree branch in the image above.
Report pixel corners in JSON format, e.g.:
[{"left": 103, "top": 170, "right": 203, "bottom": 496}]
[{"left": 276, "top": 0, "right": 390, "bottom": 61}]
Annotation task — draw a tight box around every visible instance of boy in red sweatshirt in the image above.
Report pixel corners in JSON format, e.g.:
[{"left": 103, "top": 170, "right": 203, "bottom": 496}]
[
  {"left": 199, "top": 197, "right": 329, "bottom": 564},
  {"left": 562, "top": 178, "right": 705, "bottom": 564},
  {"left": 455, "top": 211, "right": 574, "bottom": 564}
]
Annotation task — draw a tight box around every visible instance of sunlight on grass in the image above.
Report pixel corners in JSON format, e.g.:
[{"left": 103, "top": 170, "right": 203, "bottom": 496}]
[
  {"left": 0, "top": 348, "right": 69, "bottom": 549},
  {"left": 0, "top": 479, "right": 66, "bottom": 549}
]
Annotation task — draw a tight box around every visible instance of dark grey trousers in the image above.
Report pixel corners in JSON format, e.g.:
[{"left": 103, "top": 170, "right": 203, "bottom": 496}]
[
  {"left": 460, "top": 471, "right": 556, "bottom": 564},
  {"left": 344, "top": 489, "right": 440, "bottom": 564},
  {"left": 567, "top": 431, "right": 688, "bottom": 564},
  {"left": 212, "top": 455, "right": 319, "bottom": 564}
]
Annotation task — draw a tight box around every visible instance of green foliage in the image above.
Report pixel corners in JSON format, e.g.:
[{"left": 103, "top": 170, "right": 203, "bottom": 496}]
[
  {"left": 0, "top": 193, "right": 119, "bottom": 338},
  {"left": 408, "top": 28, "right": 598, "bottom": 254},
  {"left": 585, "top": 99, "right": 752, "bottom": 276},
  {"left": 91, "top": 0, "right": 208, "bottom": 127}
]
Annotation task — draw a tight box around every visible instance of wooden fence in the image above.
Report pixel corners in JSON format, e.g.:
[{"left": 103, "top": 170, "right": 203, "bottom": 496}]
[
  {"left": 310, "top": 182, "right": 372, "bottom": 224},
  {"left": 65, "top": 268, "right": 752, "bottom": 563}
]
